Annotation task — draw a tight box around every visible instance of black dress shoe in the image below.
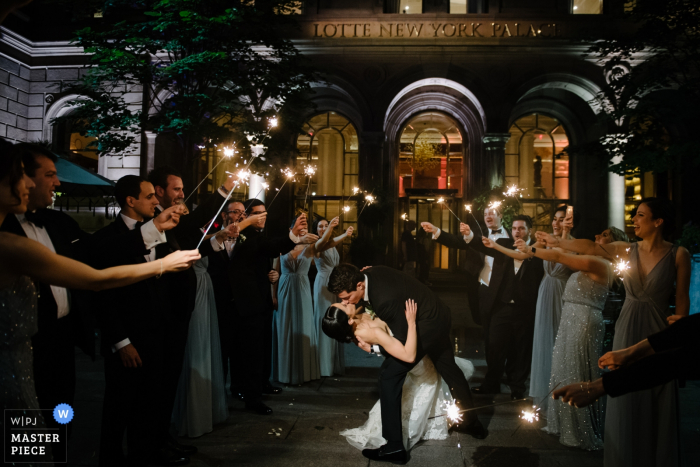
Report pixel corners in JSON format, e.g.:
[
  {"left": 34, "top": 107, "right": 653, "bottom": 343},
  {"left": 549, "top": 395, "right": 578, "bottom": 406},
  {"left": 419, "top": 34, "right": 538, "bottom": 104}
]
[
  {"left": 361, "top": 445, "right": 408, "bottom": 465},
  {"left": 452, "top": 419, "right": 487, "bottom": 439},
  {"left": 511, "top": 391, "right": 525, "bottom": 400},
  {"left": 167, "top": 438, "right": 198, "bottom": 456},
  {"left": 145, "top": 448, "right": 189, "bottom": 466},
  {"left": 245, "top": 400, "right": 273, "bottom": 415},
  {"left": 471, "top": 385, "right": 500, "bottom": 395},
  {"left": 262, "top": 383, "right": 282, "bottom": 395}
]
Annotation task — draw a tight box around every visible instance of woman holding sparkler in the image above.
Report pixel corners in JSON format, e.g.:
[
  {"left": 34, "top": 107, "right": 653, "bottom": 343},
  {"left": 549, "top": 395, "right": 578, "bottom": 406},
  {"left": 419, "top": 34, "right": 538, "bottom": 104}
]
[
  {"left": 271, "top": 216, "right": 338, "bottom": 385},
  {"left": 511, "top": 225, "right": 626, "bottom": 450},
  {"left": 323, "top": 300, "right": 474, "bottom": 451},
  {"left": 313, "top": 217, "right": 354, "bottom": 377},
  {"left": 536, "top": 198, "right": 691, "bottom": 466}
]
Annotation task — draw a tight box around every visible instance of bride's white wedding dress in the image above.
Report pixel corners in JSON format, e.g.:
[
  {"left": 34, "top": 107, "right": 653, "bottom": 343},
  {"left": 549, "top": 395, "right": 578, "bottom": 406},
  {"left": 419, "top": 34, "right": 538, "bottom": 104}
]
[{"left": 341, "top": 355, "right": 474, "bottom": 451}]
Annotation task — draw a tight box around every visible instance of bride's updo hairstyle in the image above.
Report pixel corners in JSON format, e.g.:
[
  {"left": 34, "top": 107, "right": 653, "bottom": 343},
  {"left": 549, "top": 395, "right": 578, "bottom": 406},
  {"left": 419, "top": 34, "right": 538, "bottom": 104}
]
[{"left": 322, "top": 306, "right": 355, "bottom": 344}]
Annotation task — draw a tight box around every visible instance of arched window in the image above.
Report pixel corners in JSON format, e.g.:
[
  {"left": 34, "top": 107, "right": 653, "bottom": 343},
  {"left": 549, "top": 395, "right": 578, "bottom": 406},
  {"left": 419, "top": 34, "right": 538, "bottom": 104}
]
[
  {"left": 295, "top": 112, "right": 359, "bottom": 239},
  {"left": 53, "top": 119, "right": 99, "bottom": 173},
  {"left": 506, "top": 113, "right": 570, "bottom": 231}
]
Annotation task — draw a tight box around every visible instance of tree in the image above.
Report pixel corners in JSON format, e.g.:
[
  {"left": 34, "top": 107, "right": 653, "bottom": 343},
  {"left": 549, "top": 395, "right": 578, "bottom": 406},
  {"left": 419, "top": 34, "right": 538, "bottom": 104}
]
[
  {"left": 578, "top": 0, "right": 700, "bottom": 176},
  {"left": 56, "top": 0, "right": 315, "bottom": 192}
]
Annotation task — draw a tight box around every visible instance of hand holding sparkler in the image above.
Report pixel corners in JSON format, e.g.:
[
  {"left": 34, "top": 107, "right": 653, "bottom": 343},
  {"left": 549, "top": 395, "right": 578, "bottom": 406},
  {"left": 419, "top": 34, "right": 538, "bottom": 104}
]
[
  {"left": 552, "top": 379, "right": 606, "bottom": 408},
  {"left": 291, "top": 212, "right": 308, "bottom": 238},
  {"left": 459, "top": 222, "right": 471, "bottom": 237},
  {"left": 153, "top": 204, "right": 186, "bottom": 233},
  {"left": 345, "top": 226, "right": 354, "bottom": 237},
  {"left": 420, "top": 222, "right": 437, "bottom": 234}
]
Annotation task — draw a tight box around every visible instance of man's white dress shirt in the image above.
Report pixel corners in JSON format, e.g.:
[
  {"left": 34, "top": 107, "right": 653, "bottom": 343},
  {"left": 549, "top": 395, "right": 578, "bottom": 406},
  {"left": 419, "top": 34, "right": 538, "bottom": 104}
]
[
  {"left": 15, "top": 213, "right": 70, "bottom": 318},
  {"left": 432, "top": 227, "right": 509, "bottom": 286}
]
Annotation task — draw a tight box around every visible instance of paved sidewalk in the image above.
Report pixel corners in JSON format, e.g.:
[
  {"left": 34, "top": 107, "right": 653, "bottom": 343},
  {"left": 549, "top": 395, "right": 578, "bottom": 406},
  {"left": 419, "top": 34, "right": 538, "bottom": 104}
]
[{"left": 66, "top": 277, "right": 700, "bottom": 466}]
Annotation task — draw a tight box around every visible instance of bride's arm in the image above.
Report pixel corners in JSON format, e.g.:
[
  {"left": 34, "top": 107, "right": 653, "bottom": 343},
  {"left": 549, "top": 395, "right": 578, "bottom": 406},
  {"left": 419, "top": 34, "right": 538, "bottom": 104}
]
[
  {"left": 0, "top": 233, "right": 200, "bottom": 291},
  {"left": 355, "top": 299, "right": 418, "bottom": 363}
]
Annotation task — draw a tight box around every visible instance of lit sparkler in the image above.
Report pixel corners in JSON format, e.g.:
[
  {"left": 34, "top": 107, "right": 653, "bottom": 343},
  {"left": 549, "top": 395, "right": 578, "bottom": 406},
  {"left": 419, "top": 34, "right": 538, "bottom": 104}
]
[
  {"left": 357, "top": 190, "right": 377, "bottom": 220},
  {"left": 488, "top": 200, "right": 503, "bottom": 211},
  {"left": 184, "top": 143, "right": 238, "bottom": 205},
  {"left": 437, "top": 198, "right": 462, "bottom": 223},
  {"left": 461, "top": 203, "right": 484, "bottom": 237},
  {"left": 503, "top": 184, "right": 524, "bottom": 197},
  {"left": 520, "top": 407, "right": 540, "bottom": 423},
  {"left": 343, "top": 206, "right": 351, "bottom": 213},
  {"left": 614, "top": 259, "right": 630, "bottom": 279},
  {"left": 401, "top": 213, "right": 407, "bottom": 221},
  {"left": 352, "top": 187, "right": 360, "bottom": 195},
  {"left": 441, "top": 399, "right": 463, "bottom": 424},
  {"left": 266, "top": 168, "right": 297, "bottom": 209},
  {"left": 302, "top": 165, "right": 317, "bottom": 214},
  {"left": 269, "top": 116, "right": 278, "bottom": 128}
]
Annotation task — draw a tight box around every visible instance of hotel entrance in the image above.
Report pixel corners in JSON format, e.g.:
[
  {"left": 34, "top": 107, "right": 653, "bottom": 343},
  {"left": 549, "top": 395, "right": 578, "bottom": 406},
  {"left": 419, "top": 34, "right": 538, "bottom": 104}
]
[{"left": 397, "top": 112, "right": 465, "bottom": 271}]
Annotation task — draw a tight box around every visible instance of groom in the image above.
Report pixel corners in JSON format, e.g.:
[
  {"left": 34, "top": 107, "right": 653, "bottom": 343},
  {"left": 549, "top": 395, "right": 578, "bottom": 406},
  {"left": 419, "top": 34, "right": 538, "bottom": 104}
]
[{"left": 327, "top": 264, "right": 486, "bottom": 464}]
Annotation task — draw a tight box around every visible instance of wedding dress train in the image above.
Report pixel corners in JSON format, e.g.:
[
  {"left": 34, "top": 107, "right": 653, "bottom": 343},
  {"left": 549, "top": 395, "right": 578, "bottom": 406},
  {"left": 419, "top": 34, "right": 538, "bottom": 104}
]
[{"left": 341, "top": 356, "right": 474, "bottom": 451}]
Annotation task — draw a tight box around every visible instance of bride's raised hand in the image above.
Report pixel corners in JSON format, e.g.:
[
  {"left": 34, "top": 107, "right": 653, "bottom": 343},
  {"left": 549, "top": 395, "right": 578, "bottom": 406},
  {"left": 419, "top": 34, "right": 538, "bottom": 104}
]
[
  {"left": 354, "top": 334, "right": 372, "bottom": 353},
  {"left": 405, "top": 299, "right": 417, "bottom": 325}
]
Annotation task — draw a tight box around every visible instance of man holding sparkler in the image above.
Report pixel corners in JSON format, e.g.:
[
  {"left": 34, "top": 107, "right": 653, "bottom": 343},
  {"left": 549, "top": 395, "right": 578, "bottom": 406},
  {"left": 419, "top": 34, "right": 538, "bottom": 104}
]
[{"left": 424, "top": 216, "right": 543, "bottom": 400}]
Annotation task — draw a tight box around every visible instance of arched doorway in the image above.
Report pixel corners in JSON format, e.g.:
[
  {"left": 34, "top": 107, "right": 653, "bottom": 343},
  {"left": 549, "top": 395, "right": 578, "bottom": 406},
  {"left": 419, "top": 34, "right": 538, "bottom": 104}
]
[
  {"left": 505, "top": 113, "right": 570, "bottom": 231},
  {"left": 295, "top": 111, "right": 359, "bottom": 260},
  {"left": 398, "top": 111, "right": 464, "bottom": 271}
]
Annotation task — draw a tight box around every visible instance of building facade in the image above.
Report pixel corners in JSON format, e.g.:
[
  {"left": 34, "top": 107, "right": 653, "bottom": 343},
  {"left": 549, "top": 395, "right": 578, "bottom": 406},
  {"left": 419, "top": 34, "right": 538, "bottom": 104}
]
[{"left": 0, "top": 0, "right": 666, "bottom": 269}]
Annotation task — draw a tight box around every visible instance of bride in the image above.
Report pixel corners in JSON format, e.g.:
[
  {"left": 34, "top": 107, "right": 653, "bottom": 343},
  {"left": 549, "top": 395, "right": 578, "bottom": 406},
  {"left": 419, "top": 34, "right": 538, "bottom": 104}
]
[{"left": 323, "top": 300, "right": 474, "bottom": 451}]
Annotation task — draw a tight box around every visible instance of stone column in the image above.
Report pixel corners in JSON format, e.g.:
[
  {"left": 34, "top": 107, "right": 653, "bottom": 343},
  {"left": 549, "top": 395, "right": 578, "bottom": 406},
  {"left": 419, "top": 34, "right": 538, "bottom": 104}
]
[
  {"left": 608, "top": 155, "right": 625, "bottom": 229},
  {"left": 482, "top": 133, "right": 511, "bottom": 189},
  {"left": 143, "top": 131, "right": 157, "bottom": 176},
  {"left": 249, "top": 144, "right": 267, "bottom": 201}
]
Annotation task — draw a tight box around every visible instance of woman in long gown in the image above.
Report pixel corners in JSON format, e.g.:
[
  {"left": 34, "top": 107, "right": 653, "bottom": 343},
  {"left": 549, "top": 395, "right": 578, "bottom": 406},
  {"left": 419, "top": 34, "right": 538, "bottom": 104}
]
[
  {"left": 529, "top": 206, "right": 573, "bottom": 409},
  {"left": 313, "top": 218, "right": 354, "bottom": 377},
  {"left": 0, "top": 143, "right": 199, "bottom": 464},
  {"left": 323, "top": 301, "right": 474, "bottom": 451},
  {"left": 172, "top": 257, "right": 228, "bottom": 437},
  {"left": 537, "top": 198, "right": 691, "bottom": 466},
  {"left": 272, "top": 217, "right": 338, "bottom": 384}
]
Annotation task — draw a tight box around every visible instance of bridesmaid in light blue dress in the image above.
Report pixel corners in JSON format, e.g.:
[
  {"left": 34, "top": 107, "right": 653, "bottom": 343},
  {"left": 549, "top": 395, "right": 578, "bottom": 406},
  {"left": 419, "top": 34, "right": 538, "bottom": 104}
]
[
  {"left": 313, "top": 218, "right": 354, "bottom": 377},
  {"left": 172, "top": 257, "right": 228, "bottom": 437},
  {"left": 272, "top": 217, "right": 339, "bottom": 384},
  {"left": 529, "top": 207, "right": 572, "bottom": 409}
]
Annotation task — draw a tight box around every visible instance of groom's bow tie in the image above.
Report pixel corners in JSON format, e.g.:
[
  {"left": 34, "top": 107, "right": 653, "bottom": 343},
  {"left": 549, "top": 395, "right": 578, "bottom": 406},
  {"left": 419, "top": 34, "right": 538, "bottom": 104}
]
[{"left": 24, "top": 210, "right": 45, "bottom": 228}]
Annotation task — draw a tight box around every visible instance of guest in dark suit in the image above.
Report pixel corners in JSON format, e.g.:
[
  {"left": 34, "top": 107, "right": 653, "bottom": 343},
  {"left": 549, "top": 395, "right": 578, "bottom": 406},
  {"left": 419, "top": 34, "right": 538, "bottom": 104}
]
[
  {"left": 228, "top": 199, "right": 306, "bottom": 414},
  {"left": 207, "top": 200, "right": 259, "bottom": 395},
  {"left": 425, "top": 215, "right": 543, "bottom": 399},
  {"left": 92, "top": 175, "right": 191, "bottom": 467},
  {"left": 147, "top": 166, "right": 237, "bottom": 457},
  {"left": 0, "top": 144, "right": 93, "bottom": 434}
]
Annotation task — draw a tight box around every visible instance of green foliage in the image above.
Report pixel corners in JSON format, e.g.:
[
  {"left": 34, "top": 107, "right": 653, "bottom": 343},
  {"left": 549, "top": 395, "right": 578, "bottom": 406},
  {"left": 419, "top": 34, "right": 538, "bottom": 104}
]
[
  {"left": 579, "top": 0, "right": 700, "bottom": 176},
  {"left": 676, "top": 223, "right": 700, "bottom": 256},
  {"left": 55, "top": 0, "right": 314, "bottom": 166},
  {"left": 472, "top": 186, "right": 521, "bottom": 230}
]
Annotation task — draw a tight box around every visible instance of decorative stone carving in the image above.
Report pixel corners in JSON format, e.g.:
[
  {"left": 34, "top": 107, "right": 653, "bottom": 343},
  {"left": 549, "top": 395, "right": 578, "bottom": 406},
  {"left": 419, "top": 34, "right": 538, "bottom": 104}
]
[{"left": 45, "top": 94, "right": 55, "bottom": 104}]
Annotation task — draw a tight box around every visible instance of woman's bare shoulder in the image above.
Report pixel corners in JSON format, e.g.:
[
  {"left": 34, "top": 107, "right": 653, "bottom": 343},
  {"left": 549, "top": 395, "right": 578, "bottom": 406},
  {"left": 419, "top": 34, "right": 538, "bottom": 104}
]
[{"left": 0, "top": 232, "right": 31, "bottom": 251}]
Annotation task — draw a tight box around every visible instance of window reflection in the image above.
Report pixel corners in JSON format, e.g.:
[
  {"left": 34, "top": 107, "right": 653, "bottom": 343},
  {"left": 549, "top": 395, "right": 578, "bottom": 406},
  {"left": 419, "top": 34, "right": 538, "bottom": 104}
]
[
  {"left": 573, "top": 0, "right": 603, "bottom": 14},
  {"left": 384, "top": 0, "right": 422, "bottom": 14}
]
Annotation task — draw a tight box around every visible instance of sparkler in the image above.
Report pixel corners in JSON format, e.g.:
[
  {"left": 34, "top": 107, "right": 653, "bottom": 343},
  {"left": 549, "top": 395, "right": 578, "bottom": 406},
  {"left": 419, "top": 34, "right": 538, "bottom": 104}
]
[
  {"left": 250, "top": 181, "right": 270, "bottom": 201},
  {"left": 503, "top": 184, "right": 524, "bottom": 198},
  {"left": 441, "top": 399, "right": 463, "bottom": 424},
  {"left": 352, "top": 187, "right": 360, "bottom": 195},
  {"left": 266, "top": 167, "right": 296, "bottom": 209},
  {"left": 302, "top": 165, "right": 316, "bottom": 214},
  {"left": 437, "top": 197, "right": 462, "bottom": 223},
  {"left": 401, "top": 213, "right": 407, "bottom": 221},
  {"left": 488, "top": 200, "right": 503, "bottom": 212},
  {"left": 429, "top": 398, "right": 528, "bottom": 420},
  {"left": 357, "top": 192, "right": 375, "bottom": 219},
  {"left": 464, "top": 204, "right": 484, "bottom": 238},
  {"left": 184, "top": 144, "right": 237, "bottom": 205}
]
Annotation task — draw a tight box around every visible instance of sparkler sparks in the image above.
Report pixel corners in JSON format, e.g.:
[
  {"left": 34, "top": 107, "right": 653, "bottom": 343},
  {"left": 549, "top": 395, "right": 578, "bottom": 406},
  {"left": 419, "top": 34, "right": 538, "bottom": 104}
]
[
  {"left": 400, "top": 213, "right": 407, "bottom": 220},
  {"left": 304, "top": 165, "right": 317, "bottom": 177},
  {"left": 488, "top": 200, "right": 503, "bottom": 211},
  {"left": 343, "top": 206, "right": 351, "bottom": 213},
  {"left": 441, "top": 399, "right": 463, "bottom": 424},
  {"left": 614, "top": 259, "right": 630, "bottom": 279},
  {"left": 269, "top": 116, "right": 278, "bottom": 128},
  {"left": 520, "top": 407, "right": 540, "bottom": 423},
  {"left": 503, "top": 184, "right": 524, "bottom": 197},
  {"left": 464, "top": 204, "right": 472, "bottom": 212},
  {"left": 365, "top": 194, "right": 375, "bottom": 204},
  {"left": 352, "top": 187, "right": 360, "bottom": 195},
  {"left": 223, "top": 146, "right": 235, "bottom": 158}
]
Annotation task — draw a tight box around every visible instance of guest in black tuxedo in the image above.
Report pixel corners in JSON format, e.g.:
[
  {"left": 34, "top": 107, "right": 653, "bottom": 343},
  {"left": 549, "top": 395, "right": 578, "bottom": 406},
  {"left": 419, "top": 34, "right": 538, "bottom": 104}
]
[
  {"left": 92, "top": 175, "right": 193, "bottom": 467},
  {"left": 326, "top": 264, "right": 486, "bottom": 464},
  {"left": 207, "top": 200, "right": 259, "bottom": 395},
  {"left": 0, "top": 144, "right": 94, "bottom": 434},
  {"left": 147, "top": 166, "right": 237, "bottom": 457},
  {"left": 227, "top": 199, "right": 306, "bottom": 414},
  {"left": 425, "top": 215, "right": 543, "bottom": 399}
]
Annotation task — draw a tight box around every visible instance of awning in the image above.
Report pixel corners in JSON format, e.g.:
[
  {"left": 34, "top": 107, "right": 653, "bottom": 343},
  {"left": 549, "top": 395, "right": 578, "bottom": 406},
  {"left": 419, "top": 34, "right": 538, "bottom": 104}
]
[{"left": 54, "top": 156, "right": 115, "bottom": 197}]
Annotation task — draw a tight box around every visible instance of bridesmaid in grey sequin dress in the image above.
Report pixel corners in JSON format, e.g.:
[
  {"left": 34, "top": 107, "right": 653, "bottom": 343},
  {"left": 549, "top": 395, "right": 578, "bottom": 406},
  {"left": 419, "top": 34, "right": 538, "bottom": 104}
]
[
  {"left": 313, "top": 218, "right": 354, "bottom": 377},
  {"left": 529, "top": 207, "right": 572, "bottom": 409},
  {"left": 518, "top": 231, "right": 617, "bottom": 450}
]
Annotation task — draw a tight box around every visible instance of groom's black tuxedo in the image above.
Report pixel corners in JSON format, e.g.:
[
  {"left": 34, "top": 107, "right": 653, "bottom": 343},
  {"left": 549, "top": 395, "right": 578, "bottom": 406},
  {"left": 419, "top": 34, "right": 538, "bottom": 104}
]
[
  {"left": 363, "top": 266, "right": 476, "bottom": 444},
  {"left": 435, "top": 232, "right": 544, "bottom": 392}
]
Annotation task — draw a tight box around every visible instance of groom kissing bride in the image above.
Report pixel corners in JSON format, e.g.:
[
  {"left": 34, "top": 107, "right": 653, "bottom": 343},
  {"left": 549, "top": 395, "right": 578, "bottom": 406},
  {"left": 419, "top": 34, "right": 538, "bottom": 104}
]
[{"left": 323, "top": 264, "right": 486, "bottom": 464}]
